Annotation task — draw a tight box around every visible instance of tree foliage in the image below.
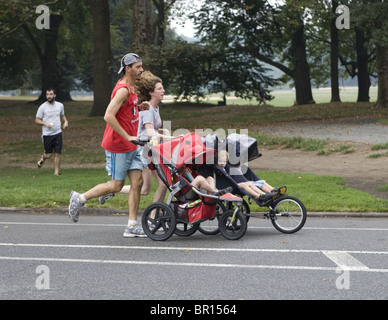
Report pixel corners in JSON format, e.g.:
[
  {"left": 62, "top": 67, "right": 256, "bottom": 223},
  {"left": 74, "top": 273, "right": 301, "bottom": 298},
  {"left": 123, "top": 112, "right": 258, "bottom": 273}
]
[{"left": 1, "top": 0, "right": 387, "bottom": 108}]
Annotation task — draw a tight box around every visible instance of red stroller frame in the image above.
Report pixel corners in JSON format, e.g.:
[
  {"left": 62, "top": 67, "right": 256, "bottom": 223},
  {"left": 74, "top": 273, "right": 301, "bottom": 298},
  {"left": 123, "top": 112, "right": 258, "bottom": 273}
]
[{"left": 141, "top": 133, "right": 247, "bottom": 241}]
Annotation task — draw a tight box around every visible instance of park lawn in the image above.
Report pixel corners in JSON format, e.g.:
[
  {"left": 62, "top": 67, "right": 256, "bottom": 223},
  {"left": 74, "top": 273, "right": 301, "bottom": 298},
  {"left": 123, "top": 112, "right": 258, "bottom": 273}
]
[
  {"left": 1, "top": 94, "right": 387, "bottom": 212},
  {"left": 1, "top": 167, "right": 387, "bottom": 213}
]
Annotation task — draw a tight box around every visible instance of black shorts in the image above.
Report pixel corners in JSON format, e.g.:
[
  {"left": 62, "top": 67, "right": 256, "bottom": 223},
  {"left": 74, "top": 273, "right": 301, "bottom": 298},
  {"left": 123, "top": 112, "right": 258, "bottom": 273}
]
[{"left": 43, "top": 133, "right": 63, "bottom": 154}]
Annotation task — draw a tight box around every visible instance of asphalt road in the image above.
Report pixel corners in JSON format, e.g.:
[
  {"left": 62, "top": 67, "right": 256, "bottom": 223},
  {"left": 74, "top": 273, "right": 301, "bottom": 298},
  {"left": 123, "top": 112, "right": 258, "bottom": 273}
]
[{"left": 1, "top": 212, "right": 387, "bottom": 303}]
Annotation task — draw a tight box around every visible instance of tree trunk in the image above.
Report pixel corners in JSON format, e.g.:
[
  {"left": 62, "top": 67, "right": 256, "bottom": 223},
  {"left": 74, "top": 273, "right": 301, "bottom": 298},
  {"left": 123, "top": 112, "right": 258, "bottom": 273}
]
[
  {"left": 153, "top": 0, "right": 165, "bottom": 47},
  {"left": 330, "top": 0, "right": 341, "bottom": 102},
  {"left": 290, "top": 23, "right": 315, "bottom": 105},
  {"left": 151, "top": 0, "right": 166, "bottom": 77},
  {"left": 89, "top": 0, "right": 112, "bottom": 117},
  {"left": 37, "top": 14, "right": 72, "bottom": 102},
  {"left": 355, "top": 28, "right": 370, "bottom": 102},
  {"left": 132, "top": 0, "right": 154, "bottom": 54},
  {"left": 375, "top": 45, "right": 388, "bottom": 108}
]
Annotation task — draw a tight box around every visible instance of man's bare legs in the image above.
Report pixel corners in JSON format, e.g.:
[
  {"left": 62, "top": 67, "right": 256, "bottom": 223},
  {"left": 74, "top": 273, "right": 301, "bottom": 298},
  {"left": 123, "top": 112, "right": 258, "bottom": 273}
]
[
  {"left": 83, "top": 179, "right": 125, "bottom": 201},
  {"left": 54, "top": 153, "right": 61, "bottom": 175},
  {"left": 127, "top": 169, "right": 143, "bottom": 222},
  {"left": 108, "top": 168, "right": 167, "bottom": 203}
]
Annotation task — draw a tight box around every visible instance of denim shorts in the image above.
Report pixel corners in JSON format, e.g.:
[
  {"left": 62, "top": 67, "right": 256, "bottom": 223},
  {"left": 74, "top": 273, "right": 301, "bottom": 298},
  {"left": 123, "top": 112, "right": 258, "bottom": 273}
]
[
  {"left": 105, "top": 148, "right": 143, "bottom": 181},
  {"left": 252, "top": 180, "right": 266, "bottom": 189}
]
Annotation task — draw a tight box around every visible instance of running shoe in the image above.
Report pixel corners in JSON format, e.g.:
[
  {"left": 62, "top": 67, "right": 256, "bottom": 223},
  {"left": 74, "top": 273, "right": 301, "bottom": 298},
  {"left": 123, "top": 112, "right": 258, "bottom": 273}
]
[
  {"left": 257, "top": 192, "right": 274, "bottom": 203},
  {"left": 68, "top": 191, "right": 85, "bottom": 223},
  {"left": 37, "top": 156, "right": 45, "bottom": 169},
  {"left": 123, "top": 223, "right": 147, "bottom": 238},
  {"left": 212, "top": 187, "right": 233, "bottom": 196},
  {"left": 98, "top": 193, "right": 115, "bottom": 205},
  {"left": 272, "top": 186, "right": 287, "bottom": 194}
]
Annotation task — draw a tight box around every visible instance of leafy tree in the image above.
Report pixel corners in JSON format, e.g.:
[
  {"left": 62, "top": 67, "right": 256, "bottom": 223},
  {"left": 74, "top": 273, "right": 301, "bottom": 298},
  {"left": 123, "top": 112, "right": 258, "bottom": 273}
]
[
  {"left": 193, "top": 0, "right": 315, "bottom": 105},
  {"left": 164, "top": 40, "right": 209, "bottom": 100},
  {"left": 1, "top": 0, "right": 93, "bottom": 102}
]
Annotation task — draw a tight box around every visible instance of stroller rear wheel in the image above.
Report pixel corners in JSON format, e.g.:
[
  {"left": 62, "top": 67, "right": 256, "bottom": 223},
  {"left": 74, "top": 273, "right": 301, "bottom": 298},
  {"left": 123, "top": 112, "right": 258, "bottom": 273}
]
[
  {"left": 219, "top": 210, "right": 247, "bottom": 240},
  {"left": 142, "top": 202, "right": 176, "bottom": 241}
]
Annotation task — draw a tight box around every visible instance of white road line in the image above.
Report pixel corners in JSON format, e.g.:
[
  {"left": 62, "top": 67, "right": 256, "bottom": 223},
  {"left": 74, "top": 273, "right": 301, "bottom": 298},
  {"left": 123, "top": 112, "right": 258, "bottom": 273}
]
[
  {"left": 0, "top": 222, "right": 123, "bottom": 227},
  {"left": 0, "top": 255, "right": 387, "bottom": 273},
  {"left": 322, "top": 251, "right": 370, "bottom": 271},
  {"left": 0, "top": 256, "right": 332, "bottom": 271},
  {"left": 1, "top": 243, "right": 387, "bottom": 273},
  {"left": 1, "top": 243, "right": 388, "bottom": 256},
  {"left": 1, "top": 221, "right": 388, "bottom": 232}
]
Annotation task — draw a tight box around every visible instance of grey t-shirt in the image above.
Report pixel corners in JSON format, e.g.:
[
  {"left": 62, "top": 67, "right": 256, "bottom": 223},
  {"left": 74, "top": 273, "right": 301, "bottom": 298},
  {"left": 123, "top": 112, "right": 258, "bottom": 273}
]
[
  {"left": 36, "top": 101, "right": 65, "bottom": 136},
  {"left": 137, "top": 105, "right": 162, "bottom": 140}
]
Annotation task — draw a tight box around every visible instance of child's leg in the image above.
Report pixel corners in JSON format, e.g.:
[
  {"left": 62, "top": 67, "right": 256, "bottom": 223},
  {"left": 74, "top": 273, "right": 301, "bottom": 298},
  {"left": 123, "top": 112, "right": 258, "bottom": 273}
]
[
  {"left": 192, "top": 176, "right": 217, "bottom": 194},
  {"left": 260, "top": 182, "right": 274, "bottom": 193},
  {"left": 206, "top": 176, "right": 216, "bottom": 189},
  {"left": 246, "top": 181, "right": 266, "bottom": 195},
  {"left": 238, "top": 182, "right": 264, "bottom": 198}
]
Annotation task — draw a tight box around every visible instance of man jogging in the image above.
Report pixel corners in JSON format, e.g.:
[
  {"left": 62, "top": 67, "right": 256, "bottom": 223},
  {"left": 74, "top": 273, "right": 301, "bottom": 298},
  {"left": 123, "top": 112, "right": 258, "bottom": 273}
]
[
  {"left": 35, "top": 88, "right": 68, "bottom": 176},
  {"left": 69, "top": 53, "right": 149, "bottom": 238}
]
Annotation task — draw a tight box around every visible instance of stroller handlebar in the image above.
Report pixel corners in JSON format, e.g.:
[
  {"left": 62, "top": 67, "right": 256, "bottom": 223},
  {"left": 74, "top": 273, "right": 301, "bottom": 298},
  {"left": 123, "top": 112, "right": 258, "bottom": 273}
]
[{"left": 131, "top": 138, "right": 150, "bottom": 147}]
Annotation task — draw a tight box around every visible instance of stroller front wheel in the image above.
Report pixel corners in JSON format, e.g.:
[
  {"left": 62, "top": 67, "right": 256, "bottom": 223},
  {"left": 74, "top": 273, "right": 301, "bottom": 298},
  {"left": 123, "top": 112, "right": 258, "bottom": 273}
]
[
  {"left": 270, "top": 196, "right": 307, "bottom": 234},
  {"left": 142, "top": 202, "right": 177, "bottom": 241},
  {"left": 198, "top": 201, "right": 226, "bottom": 236},
  {"left": 218, "top": 210, "right": 247, "bottom": 240}
]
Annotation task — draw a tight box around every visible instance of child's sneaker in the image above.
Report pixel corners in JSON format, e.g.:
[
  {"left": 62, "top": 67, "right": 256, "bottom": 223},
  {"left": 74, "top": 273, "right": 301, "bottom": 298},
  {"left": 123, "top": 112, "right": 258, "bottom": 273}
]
[
  {"left": 68, "top": 191, "right": 85, "bottom": 223},
  {"left": 123, "top": 223, "right": 147, "bottom": 238},
  {"left": 98, "top": 193, "right": 115, "bottom": 205},
  {"left": 212, "top": 186, "right": 233, "bottom": 196}
]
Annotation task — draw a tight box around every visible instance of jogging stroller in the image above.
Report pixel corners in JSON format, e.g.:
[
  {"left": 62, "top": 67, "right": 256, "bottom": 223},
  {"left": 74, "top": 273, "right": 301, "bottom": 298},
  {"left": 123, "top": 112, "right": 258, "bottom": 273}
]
[
  {"left": 140, "top": 132, "right": 247, "bottom": 241},
  {"left": 200, "top": 133, "right": 307, "bottom": 235}
]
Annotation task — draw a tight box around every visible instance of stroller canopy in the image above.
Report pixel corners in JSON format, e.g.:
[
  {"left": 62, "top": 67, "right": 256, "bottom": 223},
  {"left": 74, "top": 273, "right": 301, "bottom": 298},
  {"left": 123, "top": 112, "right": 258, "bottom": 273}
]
[
  {"left": 225, "top": 133, "right": 262, "bottom": 164},
  {"left": 152, "top": 133, "right": 216, "bottom": 170},
  {"left": 203, "top": 133, "right": 262, "bottom": 164}
]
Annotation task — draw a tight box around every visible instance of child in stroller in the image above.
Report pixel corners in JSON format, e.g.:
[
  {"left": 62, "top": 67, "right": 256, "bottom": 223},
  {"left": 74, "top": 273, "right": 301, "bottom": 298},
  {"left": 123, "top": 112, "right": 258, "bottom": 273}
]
[
  {"left": 199, "top": 150, "right": 282, "bottom": 203},
  {"left": 199, "top": 133, "right": 306, "bottom": 235},
  {"left": 178, "top": 164, "right": 233, "bottom": 197}
]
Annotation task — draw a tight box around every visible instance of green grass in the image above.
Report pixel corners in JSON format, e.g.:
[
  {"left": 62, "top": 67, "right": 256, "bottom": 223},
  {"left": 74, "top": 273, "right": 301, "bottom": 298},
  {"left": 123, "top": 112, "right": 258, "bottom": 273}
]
[
  {"left": 1, "top": 167, "right": 387, "bottom": 212},
  {"left": 248, "top": 172, "right": 388, "bottom": 213},
  {"left": 163, "top": 86, "right": 378, "bottom": 107},
  {"left": 371, "top": 143, "right": 388, "bottom": 151},
  {"left": 0, "top": 141, "right": 106, "bottom": 164},
  {"left": 367, "top": 143, "right": 388, "bottom": 159},
  {"left": 368, "top": 152, "right": 388, "bottom": 159},
  {"left": 0, "top": 86, "right": 379, "bottom": 109},
  {"left": 377, "top": 184, "right": 388, "bottom": 192},
  {"left": 0, "top": 167, "right": 154, "bottom": 210},
  {"left": 1, "top": 93, "right": 388, "bottom": 212}
]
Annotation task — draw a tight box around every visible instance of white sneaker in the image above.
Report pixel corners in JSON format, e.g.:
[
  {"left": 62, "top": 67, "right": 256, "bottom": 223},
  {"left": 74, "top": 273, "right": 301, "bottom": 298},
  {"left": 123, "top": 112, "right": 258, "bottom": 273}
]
[
  {"left": 98, "top": 193, "right": 115, "bottom": 205},
  {"left": 68, "top": 191, "right": 85, "bottom": 223},
  {"left": 123, "top": 223, "right": 147, "bottom": 238}
]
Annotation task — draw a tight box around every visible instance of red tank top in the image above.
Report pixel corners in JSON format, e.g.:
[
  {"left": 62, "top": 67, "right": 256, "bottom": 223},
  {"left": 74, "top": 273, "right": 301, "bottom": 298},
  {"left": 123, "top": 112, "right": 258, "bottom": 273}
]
[{"left": 101, "top": 80, "right": 139, "bottom": 153}]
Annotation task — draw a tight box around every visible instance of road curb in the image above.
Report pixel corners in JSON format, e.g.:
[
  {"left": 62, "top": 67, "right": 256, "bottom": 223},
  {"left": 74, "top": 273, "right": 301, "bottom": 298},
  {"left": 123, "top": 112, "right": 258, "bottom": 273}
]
[{"left": 1, "top": 207, "right": 388, "bottom": 218}]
